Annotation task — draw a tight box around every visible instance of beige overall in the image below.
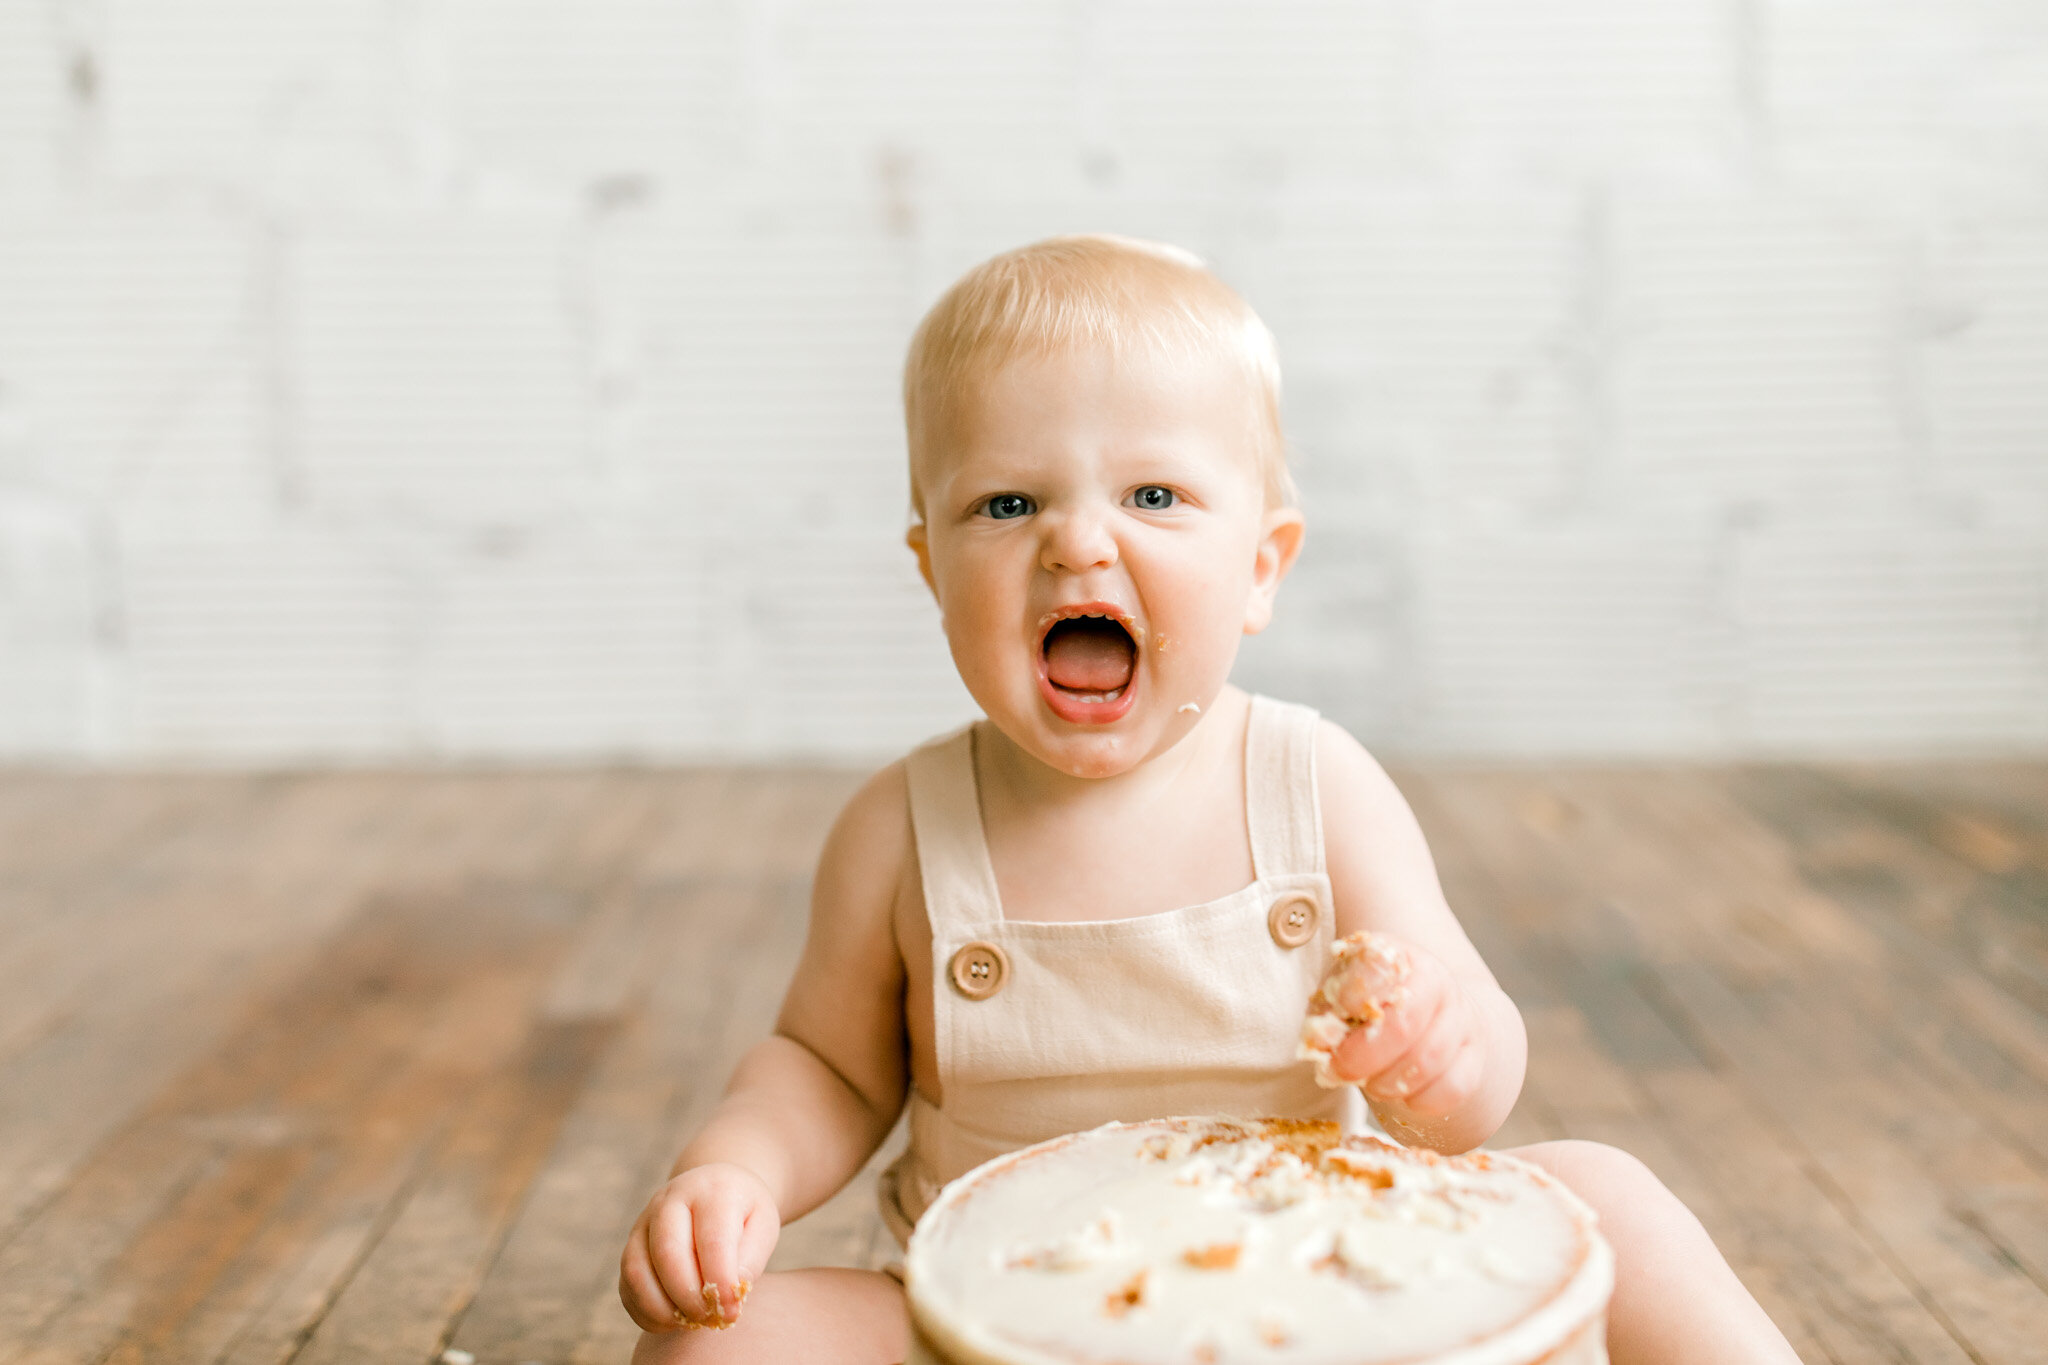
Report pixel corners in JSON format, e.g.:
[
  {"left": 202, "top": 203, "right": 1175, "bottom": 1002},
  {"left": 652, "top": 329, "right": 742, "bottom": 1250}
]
[{"left": 879, "top": 695, "right": 1361, "bottom": 1246}]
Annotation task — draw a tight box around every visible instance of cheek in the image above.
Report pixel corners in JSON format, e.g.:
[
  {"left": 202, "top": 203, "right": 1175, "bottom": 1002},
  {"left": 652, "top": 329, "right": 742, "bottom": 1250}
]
[
  {"left": 1144, "top": 547, "right": 1254, "bottom": 663},
  {"left": 932, "top": 554, "right": 1016, "bottom": 659}
]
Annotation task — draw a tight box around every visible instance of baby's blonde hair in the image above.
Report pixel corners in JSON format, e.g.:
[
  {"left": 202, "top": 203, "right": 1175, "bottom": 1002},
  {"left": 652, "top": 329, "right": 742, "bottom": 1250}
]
[{"left": 903, "top": 234, "right": 1292, "bottom": 519}]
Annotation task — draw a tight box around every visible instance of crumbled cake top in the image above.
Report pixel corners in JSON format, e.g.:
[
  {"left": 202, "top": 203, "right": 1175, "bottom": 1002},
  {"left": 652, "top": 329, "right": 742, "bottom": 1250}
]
[{"left": 906, "top": 1117, "right": 1613, "bottom": 1365}]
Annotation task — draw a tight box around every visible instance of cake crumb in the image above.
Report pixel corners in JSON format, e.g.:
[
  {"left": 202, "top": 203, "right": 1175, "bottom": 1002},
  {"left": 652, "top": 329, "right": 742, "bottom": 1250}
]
[
  {"left": 1005, "top": 1212, "right": 1123, "bottom": 1271},
  {"left": 1103, "top": 1269, "right": 1149, "bottom": 1318},
  {"left": 1298, "top": 932, "right": 1413, "bottom": 1087},
  {"left": 1321, "top": 1148, "right": 1397, "bottom": 1190},
  {"left": 1181, "top": 1241, "right": 1242, "bottom": 1270},
  {"left": 1141, "top": 1130, "right": 1196, "bottom": 1162},
  {"left": 683, "top": 1282, "right": 736, "bottom": 1330}
]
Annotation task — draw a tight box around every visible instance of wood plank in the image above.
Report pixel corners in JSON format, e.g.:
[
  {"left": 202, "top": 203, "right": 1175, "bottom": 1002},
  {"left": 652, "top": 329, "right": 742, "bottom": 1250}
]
[
  {"left": 0, "top": 771, "right": 648, "bottom": 1363},
  {"left": 1727, "top": 767, "right": 2048, "bottom": 1019},
  {"left": 0, "top": 775, "right": 370, "bottom": 1070},
  {"left": 287, "top": 1017, "right": 615, "bottom": 1365},
  {"left": 1718, "top": 768, "right": 2048, "bottom": 1173},
  {"left": 558, "top": 777, "right": 837, "bottom": 1364},
  {"left": 1400, "top": 773, "right": 1836, "bottom": 1359},
  {"left": 0, "top": 764, "right": 2040, "bottom": 1362},
  {"left": 1563, "top": 773, "right": 2048, "bottom": 1364},
  {"left": 169, "top": 776, "right": 677, "bottom": 1365},
  {"left": 3, "top": 876, "right": 580, "bottom": 1363},
  {"left": 1400, "top": 769, "right": 1990, "bottom": 1364},
  {"left": 0, "top": 774, "right": 442, "bottom": 1247},
  {"left": 450, "top": 881, "right": 789, "bottom": 1363}
]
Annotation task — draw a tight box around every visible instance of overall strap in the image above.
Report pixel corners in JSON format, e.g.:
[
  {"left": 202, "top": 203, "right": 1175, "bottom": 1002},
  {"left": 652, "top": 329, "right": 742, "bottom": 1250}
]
[
  {"left": 904, "top": 724, "right": 1005, "bottom": 934},
  {"left": 1245, "top": 695, "right": 1326, "bottom": 881}
]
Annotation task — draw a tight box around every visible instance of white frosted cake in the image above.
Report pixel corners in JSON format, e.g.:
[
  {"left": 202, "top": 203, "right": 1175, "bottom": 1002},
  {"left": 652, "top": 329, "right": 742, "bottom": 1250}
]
[{"left": 903, "top": 1117, "right": 1612, "bottom": 1365}]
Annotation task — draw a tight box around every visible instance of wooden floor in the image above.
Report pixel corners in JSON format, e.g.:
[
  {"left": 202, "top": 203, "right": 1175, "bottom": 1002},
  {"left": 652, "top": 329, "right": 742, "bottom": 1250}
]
[{"left": 0, "top": 764, "right": 2044, "bottom": 1364}]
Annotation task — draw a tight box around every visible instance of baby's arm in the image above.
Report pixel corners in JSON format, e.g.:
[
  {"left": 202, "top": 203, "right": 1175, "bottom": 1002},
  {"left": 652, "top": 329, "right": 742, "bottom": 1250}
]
[
  {"left": 1315, "top": 723, "right": 1528, "bottom": 1154},
  {"left": 619, "top": 764, "right": 912, "bottom": 1333}
]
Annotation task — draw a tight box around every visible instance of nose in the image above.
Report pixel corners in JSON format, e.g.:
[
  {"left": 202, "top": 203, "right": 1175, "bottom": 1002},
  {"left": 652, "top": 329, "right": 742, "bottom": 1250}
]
[{"left": 1039, "top": 506, "right": 1119, "bottom": 574}]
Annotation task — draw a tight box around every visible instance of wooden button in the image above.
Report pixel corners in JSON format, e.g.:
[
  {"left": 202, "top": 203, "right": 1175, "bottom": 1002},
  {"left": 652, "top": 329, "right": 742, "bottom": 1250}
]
[
  {"left": 948, "top": 941, "right": 1009, "bottom": 1000},
  {"left": 1267, "top": 893, "right": 1319, "bottom": 948}
]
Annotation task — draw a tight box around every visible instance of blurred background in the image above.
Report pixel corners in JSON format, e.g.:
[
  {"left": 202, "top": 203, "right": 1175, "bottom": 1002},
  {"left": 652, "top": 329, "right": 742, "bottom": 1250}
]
[
  {"left": 1, "top": 0, "right": 2045, "bottom": 765},
  {"left": 5, "top": 10, "right": 2047, "bottom": 1363}
]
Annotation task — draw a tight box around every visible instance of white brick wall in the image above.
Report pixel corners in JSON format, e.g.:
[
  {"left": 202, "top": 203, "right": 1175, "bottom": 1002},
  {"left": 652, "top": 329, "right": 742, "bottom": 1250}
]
[{"left": 1, "top": 0, "right": 2043, "bottom": 761}]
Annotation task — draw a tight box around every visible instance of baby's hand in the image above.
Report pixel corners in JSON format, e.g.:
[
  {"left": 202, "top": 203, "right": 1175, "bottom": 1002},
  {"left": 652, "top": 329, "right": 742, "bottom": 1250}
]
[
  {"left": 1298, "top": 931, "right": 1484, "bottom": 1120},
  {"left": 618, "top": 1162, "right": 780, "bottom": 1334}
]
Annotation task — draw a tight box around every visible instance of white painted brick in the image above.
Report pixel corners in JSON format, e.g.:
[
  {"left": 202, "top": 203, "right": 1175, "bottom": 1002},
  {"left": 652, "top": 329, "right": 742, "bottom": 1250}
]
[
  {"left": 440, "top": 0, "right": 743, "bottom": 187},
  {"left": 1731, "top": 521, "right": 2048, "bottom": 752},
  {"left": 0, "top": 206, "right": 252, "bottom": 503},
  {"left": 295, "top": 212, "right": 587, "bottom": 523},
  {"left": 1763, "top": 0, "right": 2048, "bottom": 197},
  {"left": 1925, "top": 216, "right": 2048, "bottom": 509},
  {"left": 0, "top": 495, "right": 100, "bottom": 755},
  {"left": 0, "top": 1, "right": 2041, "bottom": 762},
  {"left": 113, "top": 365, "right": 271, "bottom": 522},
  {"left": 1095, "top": 0, "right": 1411, "bottom": 183},
  {"left": 1611, "top": 194, "right": 1907, "bottom": 509},
  {"left": 773, "top": 0, "right": 1083, "bottom": 199},
  {"left": 625, "top": 213, "right": 908, "bottom": 518},
  {"left": 694, "top": 525, "right": 973, "bottom": 758},
  {"left": 595, "top": 212, "right": 974, "bottom": 757},
  {"left": 102, "top": 0, "right": 382, "bottom": 184},
  {"left": 1420, "top": 0, "right": 1742, "bottom": 184},
  {"left": 1262, "top": 193, "right": 1581, "bottom": 511},
  {"left": 1407, "top": 523, "right": 1726, "bottom": 754},
  {"left": 0, "top": 1, "right": 65, "bottom": 203},
  {"left": 419, "top": 534, "right": 713, "bottom": 758},
  {"left": 119, "top": 522, "right": 411, "bottom": 758},
  {"left": 1236, "top": 508, "right": 1406, "bottom": 741}
]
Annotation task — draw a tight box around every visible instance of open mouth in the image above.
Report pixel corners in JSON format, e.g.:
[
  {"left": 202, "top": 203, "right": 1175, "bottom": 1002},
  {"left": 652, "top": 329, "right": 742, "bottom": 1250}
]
[{"left": 1038, "top": 609, "right": 1139, "bottom": 723}]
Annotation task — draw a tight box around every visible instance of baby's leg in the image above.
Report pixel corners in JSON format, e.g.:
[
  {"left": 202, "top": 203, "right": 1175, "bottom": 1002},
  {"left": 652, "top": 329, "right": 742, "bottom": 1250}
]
[
  {"left": 630, "top": 1268, "right": 908, "bottom": 1365},
  {"left": 1508, "top": 1140, "right": 1800, "bottom": 1365}
]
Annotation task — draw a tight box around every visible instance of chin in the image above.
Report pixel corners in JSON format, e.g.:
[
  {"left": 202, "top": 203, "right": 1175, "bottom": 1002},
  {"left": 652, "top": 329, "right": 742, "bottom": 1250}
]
[
  {"left": 1041, "top": 736, "right": 1140, "bottom": 780},
  {"left": 1041, "top": 706, "right": 1200, "bottom": 778}
]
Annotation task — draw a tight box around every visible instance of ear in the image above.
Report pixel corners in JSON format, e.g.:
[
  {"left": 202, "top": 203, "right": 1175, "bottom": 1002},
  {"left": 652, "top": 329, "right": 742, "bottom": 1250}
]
[
  {"left": 906, "top": 522, "right": 938, "bottom": 599},
  {"left": 1243, "top": 507, "right": 1305, "bottom": 636}
]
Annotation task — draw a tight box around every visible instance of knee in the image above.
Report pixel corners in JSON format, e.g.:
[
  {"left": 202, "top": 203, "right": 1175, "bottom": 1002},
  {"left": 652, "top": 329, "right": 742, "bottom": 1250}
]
[
  {"left": 629, "top": 1268, "right": 907, "bottom": 1365},
  {"left": 631, "top": 1326, "right": 718, "bottom": 1365},
  {"left": 631, "top": 1324, "right": 765, "bottom": 1365},
  {"left": 1520, "top": 1138, "right": 1662, "bottom": 1195},
  {"left": 1514, "top": 1140, "right": 1712, "bottom": 1244}
]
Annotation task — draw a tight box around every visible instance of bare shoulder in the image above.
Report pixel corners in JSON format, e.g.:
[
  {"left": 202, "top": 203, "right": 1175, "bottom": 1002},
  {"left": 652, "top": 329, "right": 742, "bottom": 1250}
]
[
  {"left": 775, "top": 758, "right": 916, "bottom": 1109},
  {"left": 1312, "top": 718, "right": 1485, "bottom": 975},
  {"left": 794, "top": 758, "right": 917, "bottom": 986},
  {"left": 1313, "top": 717, "right": 1420, "bottom": 841},
  {"left": 814, "top": 758, "right": 914, "bottom": 915}
]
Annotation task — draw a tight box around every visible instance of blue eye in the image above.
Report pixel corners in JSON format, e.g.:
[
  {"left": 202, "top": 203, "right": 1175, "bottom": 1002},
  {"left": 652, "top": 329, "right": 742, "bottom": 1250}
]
[
  {"left": 983, "top": 493, "right": 1034, "bottom": 520},
  {"left": 1131, "top": 486, "right": 1175, "bottom": 510}
]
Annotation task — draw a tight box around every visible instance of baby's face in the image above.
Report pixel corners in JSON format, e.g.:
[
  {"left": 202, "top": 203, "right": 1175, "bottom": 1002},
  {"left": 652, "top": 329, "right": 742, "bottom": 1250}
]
[{"left": 909, "top": 344, "right": 1302, "bottom": 779}]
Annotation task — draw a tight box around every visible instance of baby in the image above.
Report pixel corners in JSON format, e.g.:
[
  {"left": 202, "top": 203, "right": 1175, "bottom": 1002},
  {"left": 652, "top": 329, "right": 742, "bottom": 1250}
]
[{"left": 620, "top": 236, "right": 1799, "bottom": 1364}]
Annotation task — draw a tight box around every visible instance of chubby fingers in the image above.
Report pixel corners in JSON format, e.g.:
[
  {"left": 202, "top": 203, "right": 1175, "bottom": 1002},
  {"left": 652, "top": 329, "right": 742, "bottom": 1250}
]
[
  {"left": 619, "top": 1204, "right": 687, "bottom": 1334},
  {"left": 1400, "top": 1028, "right": 1486, "bottom": 1117},
  {"left": 1326, "top": 933, "right": 1414, "bottom": 1023},
  {"left": 686, "top": 1182, "right": 773, "bottom": 1327},
  {"left": 1360, "top": 989, "right": 1482, "bottom": 1117},
  {"left": 1328, "top": 971, "right": 1443, "bottom": 1088},
  {"left": 1327, "top": 949, "right": 1479, "bottom": 1113}
]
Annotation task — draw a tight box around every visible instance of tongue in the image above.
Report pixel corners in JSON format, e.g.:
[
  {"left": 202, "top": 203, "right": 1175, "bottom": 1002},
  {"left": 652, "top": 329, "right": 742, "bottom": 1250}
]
[{"left": 1045, "top": 621, "right": 1135, "bottom": 693}]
